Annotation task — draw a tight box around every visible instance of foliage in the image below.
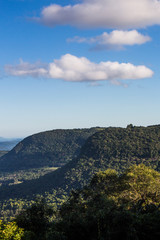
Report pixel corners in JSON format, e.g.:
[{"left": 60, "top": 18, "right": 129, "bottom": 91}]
[
  {"left": 0, "top": 128, "right": 101, "bottom": 171},
  {"left": 0, "top": 220, "right": 24, "bottom": 240},
  {"left": 0, "top": 167, "right": 58, "bottom": 187},
  {"left": 2, "top": 165, "right": 160, "bottom": 239},
  {"left": 15, "top": 198, "right": 55, "bottom": 240},
  {"left": 50, "top": 165, "right": 160, "bottom": 240},
  {"left": 1, "top": 125, "right": 160, "bottom": 219},
  {"left": 0, "top": 188, "right": 67, "bottom": 221}
]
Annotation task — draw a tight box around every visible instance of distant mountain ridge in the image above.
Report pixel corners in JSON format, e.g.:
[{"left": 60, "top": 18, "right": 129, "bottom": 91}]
[
  {"left": 0, "top": 137, "right": 22, "bottom": 142},
  {"left": 0, "top": 138, "right": 22, "bottom": 151},
  {"left": 0, "top": 137, "right": 7, "bottom": 142}
]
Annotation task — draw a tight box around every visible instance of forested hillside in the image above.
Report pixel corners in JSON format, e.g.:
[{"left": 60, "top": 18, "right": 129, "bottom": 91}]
[
  {"left": 49, "top": 164, "right": 160, "bottom": 240},
  {"left": 1, "top": 125, "right": 160, "bottom": 205},
  {"left": 0, "top": 128, "right": 101, "bottom": 171},
  {"left": 1, "top": 164, "right": 160, "bottom": 240}
]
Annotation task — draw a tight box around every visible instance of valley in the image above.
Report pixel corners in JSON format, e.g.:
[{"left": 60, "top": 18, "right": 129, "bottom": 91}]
[{"left": 0, "top": 125, "right": 160, "bottom": 221}]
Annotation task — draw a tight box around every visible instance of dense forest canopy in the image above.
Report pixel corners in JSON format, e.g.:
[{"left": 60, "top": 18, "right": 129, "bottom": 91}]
[
  {"left": 53, "top": 164, "right": 160, "bottom": 240},
  {"left": 1, "top": 125, "right": 160, "bottom": 225},
  {"left": 1, "top": 165, "right": 160, "bottom": 239},
  {"left": 0, "top": 128, "right": 102, "bottom": 171}
]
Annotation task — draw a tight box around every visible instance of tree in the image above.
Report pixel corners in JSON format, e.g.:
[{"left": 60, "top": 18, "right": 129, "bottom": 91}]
[
  {"left": 0, "top": 220, "right": 24, "bottom": 240},
  {"left": 119, "top": 164, "right": 160, "bottom": 207},
  {"left": 50, "top": 164, "right": 160, "bottom": 240},
  {"left": 15, "top": 198, "right": 54, "bottom": 240}
]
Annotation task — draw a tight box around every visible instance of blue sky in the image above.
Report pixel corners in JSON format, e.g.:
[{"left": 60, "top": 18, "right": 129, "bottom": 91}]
[{"left": 1, "top": 0, "right": 160, "bottom": 137}]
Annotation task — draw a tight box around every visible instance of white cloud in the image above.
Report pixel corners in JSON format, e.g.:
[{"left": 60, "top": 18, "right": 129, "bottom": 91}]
[
  {"left": 5, "top": 59, "right": 48, "bottom": 77},
  {"left": 68, "top": 30, "right": 151, "bottom": 50},
  {"left": 5, "top": 54, "right": 153, "bottom": 85},
  {"left": 35, "top": 0, "right": 160, "bottom": 29}
]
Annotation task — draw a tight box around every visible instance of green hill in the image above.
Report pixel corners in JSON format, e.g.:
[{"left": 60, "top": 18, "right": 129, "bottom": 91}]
[
  {"left": 1, "top": 125, "right": 160, "bottom": 203},
  {"left": 0, "top": 128, "right": 101, "bottom": 171}
]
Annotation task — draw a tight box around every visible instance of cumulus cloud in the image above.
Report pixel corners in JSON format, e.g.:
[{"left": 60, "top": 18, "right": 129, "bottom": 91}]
[
  {"left": 35, "top": 0, "right": 160, "bottom": 29},
  {"left": 68, "top": 30, "right": 151, "bottom": 50},
  {"left": 5, "top": 54, "right": 153, "bottom": 85}
]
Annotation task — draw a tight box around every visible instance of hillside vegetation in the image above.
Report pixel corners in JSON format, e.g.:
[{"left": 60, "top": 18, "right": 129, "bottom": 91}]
[
  {"left": 50, "top": 164, "right": 160, "bottom": 240},
  {"left": 1, "top": 164, "right": 160, "bottom": 240},
  {"left": 0, "top": 128, "right": 101, "bottom": 171},
  {"left": 1, "top": 125, "right": 160, "bottom": 204}
]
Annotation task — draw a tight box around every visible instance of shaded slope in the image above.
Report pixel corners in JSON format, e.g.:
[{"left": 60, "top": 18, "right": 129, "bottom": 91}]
[
  {"left": 1, "top": 125, "right": 160, "bottom": 201},
  {"left": 0, "top": 151, "right": 8, "bottom": 158},
  {"left": 0, "top": 128, "right": 101, "bottom": 171}
]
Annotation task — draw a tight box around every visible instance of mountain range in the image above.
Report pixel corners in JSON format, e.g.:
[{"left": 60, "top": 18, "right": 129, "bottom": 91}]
[
  {"left": 0, "top": 124, "right": 160, "bottom": 204},
  {"left": 0, "top": 128, "right": 101, "bottom": 171}
]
